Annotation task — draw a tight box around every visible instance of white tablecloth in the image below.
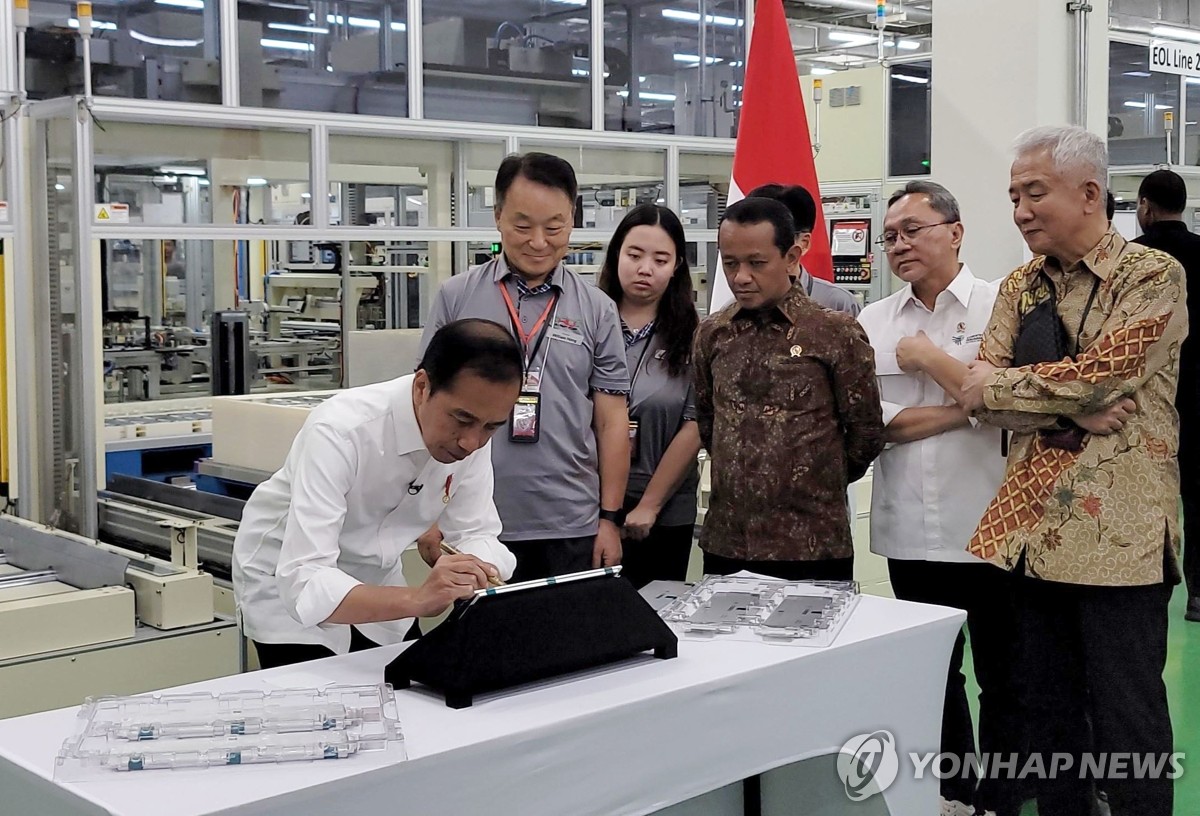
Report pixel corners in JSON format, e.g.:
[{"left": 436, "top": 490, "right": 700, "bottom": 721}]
[{"left": 0, "top": 595, "right": 964, "bottom": 816}]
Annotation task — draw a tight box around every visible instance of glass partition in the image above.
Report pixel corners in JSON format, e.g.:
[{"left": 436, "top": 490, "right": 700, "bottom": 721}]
[
  {"left": 522, "top": 142, "right": 666, "bottom": 232},
  {"left": 237, "top": 0, "right": 408, "bottom": 115},
  {"left": 603, "top": 0, "right": 746, "bottom": 137},
  {"left": 1109, "top": 40, "right": 1179, "bottom": 166},
  {"left": 678, "top": 150, "right": 731, "bottom": 229},
  {"left": 25, "top": 0, "right": 222, "bottom": 102},
  {"left": 423, "top": 0, "right": 594, "bottom": 128},
  {"left": 92, "top": 121, "right": 311, "bottom": 226}
]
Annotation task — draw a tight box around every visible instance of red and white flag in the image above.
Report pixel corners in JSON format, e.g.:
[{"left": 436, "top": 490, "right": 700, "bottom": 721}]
[{"left": 710, "top": 0, "right": 833, "bottom": 313}]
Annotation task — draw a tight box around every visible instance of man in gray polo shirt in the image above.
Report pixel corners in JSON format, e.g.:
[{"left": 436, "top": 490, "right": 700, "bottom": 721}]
[
  {"left": 419, "top": 153, "right": 631, "bottom": 582},
  {"left": 748, "top": 183, "right": 861, "bottom": 316}
]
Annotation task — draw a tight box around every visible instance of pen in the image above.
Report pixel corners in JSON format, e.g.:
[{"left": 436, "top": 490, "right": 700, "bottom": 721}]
[{"left": 439, "top": 540, "right": 505, "bottom": 587}]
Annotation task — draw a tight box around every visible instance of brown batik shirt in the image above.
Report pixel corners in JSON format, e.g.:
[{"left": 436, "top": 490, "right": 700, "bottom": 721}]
[
  {"left": 970, "top": 230, "right": 1189, "bottom": 587},
  {"left": 693, "top": 282, "right": 885, "bottom": 562}
]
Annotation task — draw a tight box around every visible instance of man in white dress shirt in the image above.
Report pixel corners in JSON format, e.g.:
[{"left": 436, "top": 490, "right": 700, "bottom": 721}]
[
  {"left": 233, "top": 319, "right": 521, "bottom": 669},
  {"left": 857, "top": 182, "right": 1017, "bottom": 816}
]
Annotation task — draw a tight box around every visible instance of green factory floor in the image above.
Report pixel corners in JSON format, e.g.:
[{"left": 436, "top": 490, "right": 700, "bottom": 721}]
[{"left": 961, "top": 583, "right": 1199, "bottom": 815}]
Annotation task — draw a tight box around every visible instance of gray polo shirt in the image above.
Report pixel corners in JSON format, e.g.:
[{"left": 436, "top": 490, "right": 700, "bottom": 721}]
[
  {"left": 799, "top": 268, "right": 862, "bottom": 316},
  {"left": 625, "top": 331, "right": 700, "bottom": 528},
  {"left": 419, "top": 256, "right": 629, "bottom": 541}
]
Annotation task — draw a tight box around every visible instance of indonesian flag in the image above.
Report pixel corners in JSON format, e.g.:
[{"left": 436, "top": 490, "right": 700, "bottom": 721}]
[{"left": 710, "top": 0, "right": 834, "bottom": 313}]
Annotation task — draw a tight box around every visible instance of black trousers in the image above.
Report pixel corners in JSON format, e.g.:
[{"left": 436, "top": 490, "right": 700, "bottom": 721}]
[
  {"left": 253, "top": 622, "right": 420, "bottom": 671},
  {"left": 619, "top": 524, "right": 694, "bottom": 589},
  {"left": 888, "top": 558, "right": 1024, "bottom": 816},
  {"left": 1180, "top": 425, "right": 1199, "bottom": 598},
  {"left": 1018, "top": 571, "right": 1174, "bottom": 816},
  {"left": 702, "top": 551, "right": 854, "bottom": 582},
  {"left": 506, "top": 536, "right": 595, "bottom": 583}
]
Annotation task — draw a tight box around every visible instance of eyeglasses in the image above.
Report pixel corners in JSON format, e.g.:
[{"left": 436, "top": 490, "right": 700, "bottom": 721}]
[{"left": 875, "top": 221, "right": 957, "bottom": 250}]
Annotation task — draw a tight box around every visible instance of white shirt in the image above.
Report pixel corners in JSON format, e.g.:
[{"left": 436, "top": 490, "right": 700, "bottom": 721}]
[
  {"left": 232, "top": 375, "right": 516, "bottom": 653},
  {"left": 856, "top": 265, "right": 1006, "bottom": 562}
]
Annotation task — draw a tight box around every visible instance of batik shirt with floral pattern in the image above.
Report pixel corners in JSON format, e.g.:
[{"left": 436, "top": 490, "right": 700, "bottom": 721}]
[{"left": 970, "top": 230, "right": 1189, "bottom": 587}]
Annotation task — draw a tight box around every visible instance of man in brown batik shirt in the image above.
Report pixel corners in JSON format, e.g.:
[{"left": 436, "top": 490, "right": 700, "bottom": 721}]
[{"left": 694, "top": 197, "right": 885, "bottom": 582}]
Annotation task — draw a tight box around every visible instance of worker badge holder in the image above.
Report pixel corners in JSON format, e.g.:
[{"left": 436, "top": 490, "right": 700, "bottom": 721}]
[
  {"left": 386, "top": 567, "right": 678, "bottom": 709},
  {"left": 658, "top": 576, "right": 860, "bottom": 648},
  {"left": 509, "top": 393, "right": 541, "bottom": 443},
  {"left": 54, "top": 684, "right": 405, "bottom": 781}
]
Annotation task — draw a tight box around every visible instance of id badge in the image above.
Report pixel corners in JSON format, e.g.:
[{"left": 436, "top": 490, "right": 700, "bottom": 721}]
[
  {"left": 628, "top": 418, "right": 640, "bottom": 463},
  {"left": 510, "top": 392, "right": 541, "bottom": 443}
]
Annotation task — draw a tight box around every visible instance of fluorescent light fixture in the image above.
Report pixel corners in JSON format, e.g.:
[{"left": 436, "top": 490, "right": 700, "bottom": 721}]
[
  {"left": 893, "top": 73, "right": 929, "bottom": 84},
  {"left": 810, "top": 67, "right": 837, "bottom": 75},
  {"left": 1151, "top": 25, "right": 1200, "bottom": 43},
  {"left": 1187, "top": 77, "right": 1200, "bottom": 85},
  {"left": 617, "top": 90, "right": 678, "bottom": 102},
  {"left": 812, "top": 54, "right": 866, "bottom": 65},
  {"left": 1123, "top": 71, "right": 1152, "bottom": 77},
  {"left": 55, "top": 184, "right": 65, "bottom": 191},
  {"left": 1156, "top": 104, "right": 1173, "bottom": 109},
  {"left": 314, "top": 13, "right": 405, "bottom": 31},
  {"left": 828, "top": 31, "right": 874, "bottom": 46},
  {"left": 68, "top": 18, "right": 117, "bottom": 30},
  {"left": 1125, "top": 100, "right": 1147, "bottom": 108},
  {"left": 548, "top": 0, "right": 586, "bottom": 5},
  {"left": 197, "top": 179, "right": 210, "bottom": 186},
  {"left": 674, "top": 53, "right": 723, "bottom": 64},
  {"left": 247, "top": 177, "right": 269, "bottom": 187},
  {"left": 897, "top": 39, "right": 921, "bottom": 50},
  {"left": 300, "top": 192, "right": 312, "bottom": 199},
  {"left": 268, "top": 22, "right": 329, "bottom": 34},
  {"left": 661, "top": 8, "right": 743, "bottom": 27},
  {"left": 159, "top": 165, "right": 206, "bottom": 176},
  {"left": 155, "top": 0, "right": 204, "bottom": 9},
  {"left": 261, "top": 37, "right": 314, "bottom": 51},
  {"left": 129, "top": 30, "right": 202, "bottom": 47}
]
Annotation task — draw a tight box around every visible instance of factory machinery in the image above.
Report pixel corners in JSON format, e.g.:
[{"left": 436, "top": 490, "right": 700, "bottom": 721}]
[{"left": 0, "top": 510, "right": 239, "bottom": 719}]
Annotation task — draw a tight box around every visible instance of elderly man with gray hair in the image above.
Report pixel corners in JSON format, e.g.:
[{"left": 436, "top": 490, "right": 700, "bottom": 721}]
[{"left": 958, "top": 125, "right": 1188, "bottom": 816}]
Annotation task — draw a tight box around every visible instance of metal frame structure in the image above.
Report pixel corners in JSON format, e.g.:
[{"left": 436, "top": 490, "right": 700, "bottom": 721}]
[{"left": 16, "top": 94, "right": 731, "bottom": 535}]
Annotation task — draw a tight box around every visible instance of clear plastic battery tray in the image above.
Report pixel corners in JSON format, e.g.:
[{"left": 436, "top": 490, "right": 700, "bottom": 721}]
[
  {"left": 658, "top": 576, "right": 860, "bottom": 647},
  {"left": 55, "top": 684, "right": 404, "bottom": 781}
]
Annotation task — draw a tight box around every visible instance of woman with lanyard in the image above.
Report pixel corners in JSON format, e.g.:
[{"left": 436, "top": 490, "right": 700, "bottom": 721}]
[{"left": 597, "top": 204, "right": 701, "bottom": 588}]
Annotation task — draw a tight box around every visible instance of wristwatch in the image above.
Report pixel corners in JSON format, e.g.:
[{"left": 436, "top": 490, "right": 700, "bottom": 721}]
[{"left": 599, "top": 508, "right": 626, "bottom": 526}]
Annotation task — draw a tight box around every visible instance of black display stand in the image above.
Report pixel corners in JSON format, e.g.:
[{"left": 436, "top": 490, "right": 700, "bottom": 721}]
[{"left": 385, "top": 571, "right": 678, "bottom": 708}]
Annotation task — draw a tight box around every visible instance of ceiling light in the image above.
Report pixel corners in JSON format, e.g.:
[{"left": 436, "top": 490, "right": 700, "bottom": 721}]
[
  {"left": 897, "top": 39, "right": 921, "bottom": 50},
  {"left": 1125, "top": 100, "right": 1147, "bottom": 108},
  {"left": 812, "top": 54, "right": 867, "bottom": 65},
  {"left": 617, "top": 91, "right": 678, "bottom": 102},
  {"left": 661, "top": 9, "right": 743, "bottom": 27},
  {"left": 1151, "top": 25, "right": 1200, "bottom": 43},
  {"left": 159, "top": 166, "right": 207, "bottom": 176},
  {"left": 1155, "top": 104, "right": 1173, "bottom": 109},
  {"left": 197, "top": 179, "right": 210, "bottom": 186},
  {"left": 68, "top": 18, "right": 117, "bottom": 30},
  {"left": 268, "top": 22, "right": 329, "bottom": 34},
  {"left": 55, "top": 184, "right": 65, "bottom": 191},
  {"left": 247, "top": 178, "right": 269, "bottom": 187},
  {"left": 893, "top": 73, "right": 929, "bottom": 84},
  {"left": 674, "top": 54, "right": 723, "bottom": 64},
  {"left": 314, "top": 13, "right": 405, "bottom": 31},
  {"left": 155, "top": 0, "right": 205, "bottom": 8},
  {"left": 129, "top": 30, "right": 202, "bottom": 47},
  {"left": 810, "top": 67, "right": 837, "bottom": 75},
  {"left": 1123, "top": 71, "right": 1152, "bottom": 77},
  {"left": 261, "top": 38, "right": 314, "bottom": 51},
  {"left": 828, "top": 31, "right": 875, "bottom": 46}
]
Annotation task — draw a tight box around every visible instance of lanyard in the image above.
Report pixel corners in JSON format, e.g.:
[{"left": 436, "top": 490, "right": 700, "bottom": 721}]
[
  {"left": 627, "top": 326, "right": 657, "bottom": 400},
  {"left": 499, "top": 282, "right": 559, "bottom": 373}
]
